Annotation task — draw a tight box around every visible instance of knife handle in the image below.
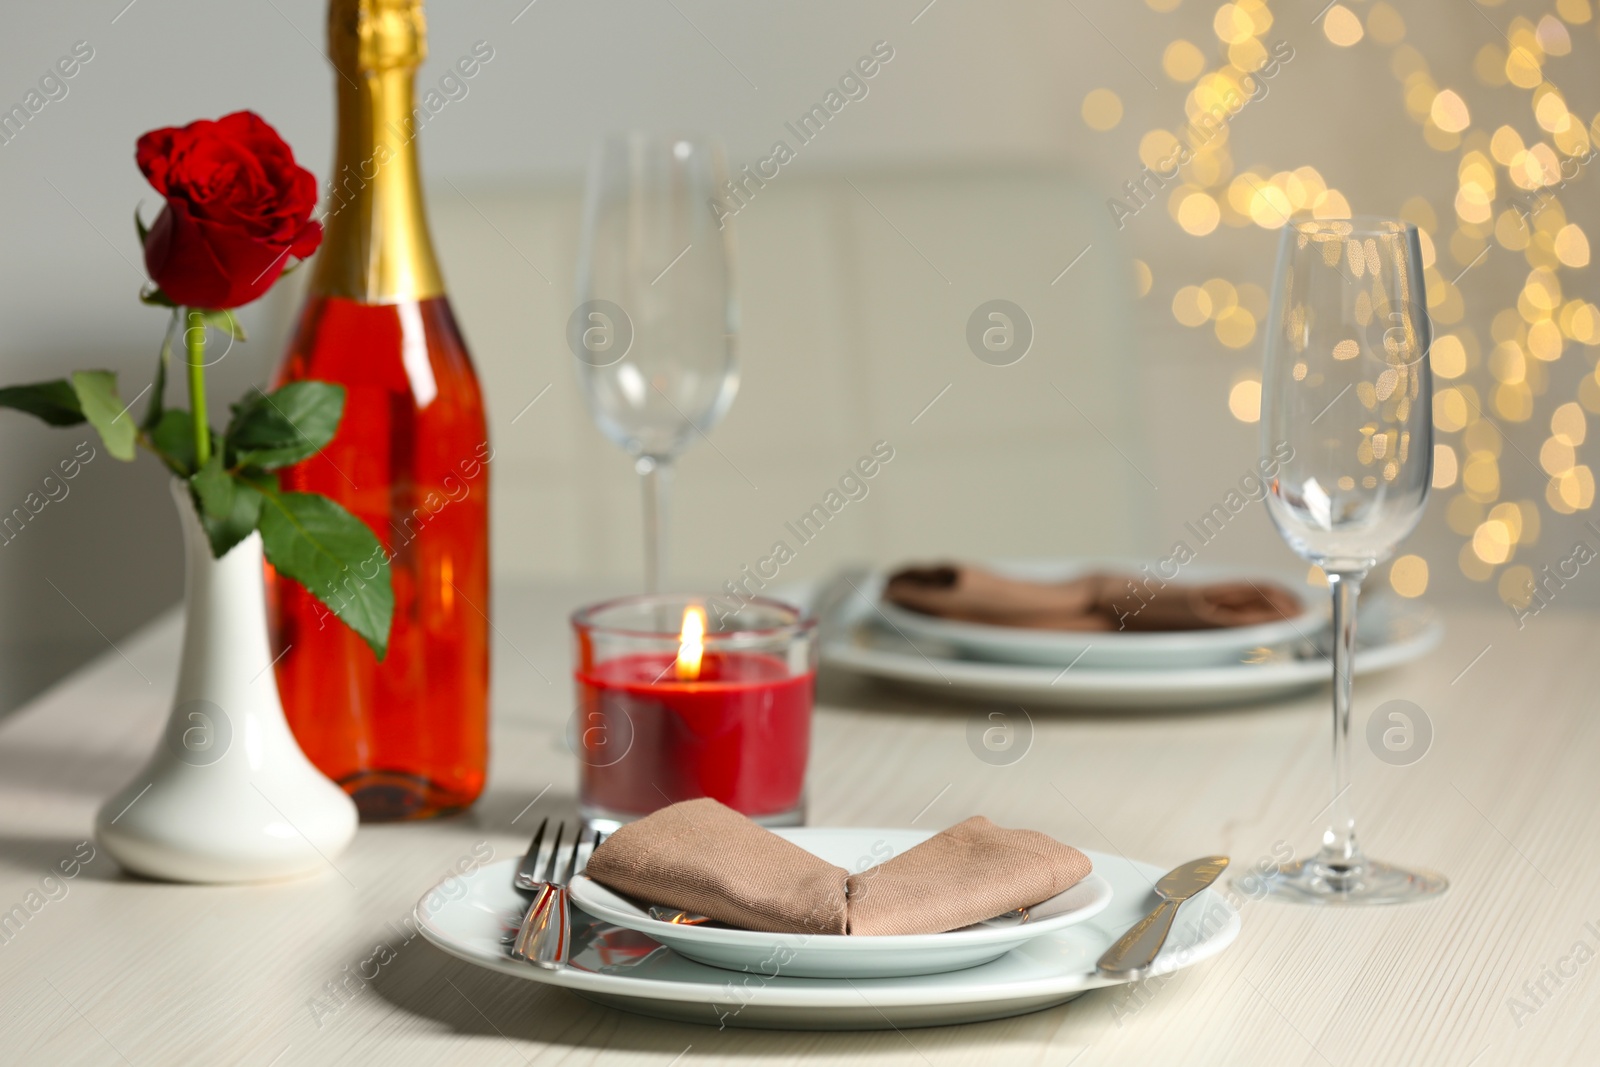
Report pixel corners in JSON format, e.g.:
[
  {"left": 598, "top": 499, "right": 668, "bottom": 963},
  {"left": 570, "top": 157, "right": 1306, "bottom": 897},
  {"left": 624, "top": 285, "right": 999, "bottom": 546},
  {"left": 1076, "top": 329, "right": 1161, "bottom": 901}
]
[{"left": 1097, "top": 897, "right": 1180, "bottom": 978}]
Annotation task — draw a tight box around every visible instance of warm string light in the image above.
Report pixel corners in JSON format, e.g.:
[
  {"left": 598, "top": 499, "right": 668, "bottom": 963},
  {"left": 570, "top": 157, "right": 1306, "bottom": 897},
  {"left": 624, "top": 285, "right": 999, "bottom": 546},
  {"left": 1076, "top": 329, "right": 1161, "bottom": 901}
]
[
  {"left": 1106, "top": 0, "right": 1600, "bottom": 604},
  {"left": 676, "top": 605, "right": 706, "bottom": 680}
]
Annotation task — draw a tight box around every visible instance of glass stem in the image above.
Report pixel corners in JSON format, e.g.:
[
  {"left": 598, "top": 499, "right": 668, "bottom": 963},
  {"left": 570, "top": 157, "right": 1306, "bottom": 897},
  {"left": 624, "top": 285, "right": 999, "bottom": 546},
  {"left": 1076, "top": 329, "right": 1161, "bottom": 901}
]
[
  {"left": 637, "top": 455, "right": 672, "bottom": 593},
  {"left": 1321, "top": 569, "right": 1365, "bottom": 882}
]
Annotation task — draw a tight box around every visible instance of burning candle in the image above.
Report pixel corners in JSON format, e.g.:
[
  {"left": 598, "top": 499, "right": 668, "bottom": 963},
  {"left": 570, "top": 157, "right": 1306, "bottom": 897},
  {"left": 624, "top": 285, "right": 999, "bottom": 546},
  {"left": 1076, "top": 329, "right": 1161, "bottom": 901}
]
[
  {"left": 676, "top": 605, "right": 705, "bottom": 680},
  {"left": 571, "top": 596, "right": 817, "bottom": 830}
]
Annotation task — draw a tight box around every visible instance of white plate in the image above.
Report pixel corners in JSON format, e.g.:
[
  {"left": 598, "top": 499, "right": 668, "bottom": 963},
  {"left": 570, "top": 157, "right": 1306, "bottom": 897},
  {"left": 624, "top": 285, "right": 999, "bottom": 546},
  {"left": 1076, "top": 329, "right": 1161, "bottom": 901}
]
[
  {"left": 414, "top": 846, "right": 1240, "bottom": 1031},
  {"left": 568, "top": 827, "right": 1115, "bottom": 978},
  {"left": 820, "top": 589, "right": 1441, "bottom": 709},
  {"left": 874, "top": 559, "right": 1323, "bottom": 668}
]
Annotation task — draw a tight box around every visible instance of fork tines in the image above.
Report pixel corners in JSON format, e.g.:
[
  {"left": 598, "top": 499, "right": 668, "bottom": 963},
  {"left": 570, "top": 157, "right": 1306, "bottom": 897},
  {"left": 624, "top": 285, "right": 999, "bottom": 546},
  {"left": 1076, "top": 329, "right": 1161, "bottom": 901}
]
[{"left": 516, "top": 820, "right": 606, "bottom": 891}]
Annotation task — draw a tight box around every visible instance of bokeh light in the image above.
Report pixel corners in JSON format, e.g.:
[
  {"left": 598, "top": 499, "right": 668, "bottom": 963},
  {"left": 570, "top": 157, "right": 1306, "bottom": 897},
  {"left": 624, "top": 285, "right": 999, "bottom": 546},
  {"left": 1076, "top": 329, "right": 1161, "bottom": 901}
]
[
  {"left": 1173, "top": 285, "right": 1213, "bottom": 327},
  {"left": 1323, "top": 6, "right": 1364, "bottom": 46},
  {"left": 1177, "top": 191, "right": 1221, "bottom": 236},
  {"left": 1390, "top": 554, "right": 1429, "bottom": 597},
  {"left": 1082, "top": 89, "right": 1123, "bottom": 131},
  {"left": 1163, "top": 40, "right": 1207, "bottom": 82},
  {"left": 1141, "top": 0, "right": 1598, "bottom": 590},
  {"left": 1432, "top": 90, "right": 1471, "bottom": 133},
  {"left": 1433, "top": 444, "right": 1459, "bottom": 488},
  {"left": 1229, "top": 377, "right": 1262, "bottom": 423}
]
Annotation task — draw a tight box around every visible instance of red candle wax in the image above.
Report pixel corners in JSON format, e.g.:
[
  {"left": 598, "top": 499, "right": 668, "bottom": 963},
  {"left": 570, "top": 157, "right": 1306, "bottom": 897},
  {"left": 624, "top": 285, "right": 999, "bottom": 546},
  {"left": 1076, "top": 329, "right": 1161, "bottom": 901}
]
[{"left": 575, "top": 651, "right": 813, "bottom": 820}]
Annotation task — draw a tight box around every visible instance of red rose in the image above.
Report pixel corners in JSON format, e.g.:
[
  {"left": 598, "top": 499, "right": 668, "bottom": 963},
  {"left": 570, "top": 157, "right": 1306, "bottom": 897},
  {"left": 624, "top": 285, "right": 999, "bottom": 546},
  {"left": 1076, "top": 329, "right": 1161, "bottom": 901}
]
[{"left": 137, "top": 110, "right": 322, "bottom": 310}]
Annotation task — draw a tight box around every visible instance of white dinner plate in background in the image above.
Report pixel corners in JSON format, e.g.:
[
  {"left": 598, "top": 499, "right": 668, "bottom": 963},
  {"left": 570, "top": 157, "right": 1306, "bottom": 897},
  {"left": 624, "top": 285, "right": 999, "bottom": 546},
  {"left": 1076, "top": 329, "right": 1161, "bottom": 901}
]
[
  {"left": 871, "top": 559, "right": 1323, "bottom": 669},
  {"left": 792, "top": 575, "right": 1441, "bottom": 709}
]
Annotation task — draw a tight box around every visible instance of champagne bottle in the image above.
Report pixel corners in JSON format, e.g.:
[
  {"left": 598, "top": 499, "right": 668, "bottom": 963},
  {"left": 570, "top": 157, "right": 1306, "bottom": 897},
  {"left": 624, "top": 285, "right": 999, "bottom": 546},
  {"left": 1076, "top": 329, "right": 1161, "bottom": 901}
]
[{"left": 268, "top": 0, "right": 490, "bottom": 821}]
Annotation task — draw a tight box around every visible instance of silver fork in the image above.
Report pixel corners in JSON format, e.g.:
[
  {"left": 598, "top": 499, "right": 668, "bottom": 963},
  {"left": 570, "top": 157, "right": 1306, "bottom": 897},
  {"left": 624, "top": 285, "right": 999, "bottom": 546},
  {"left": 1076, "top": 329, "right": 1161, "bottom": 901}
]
[
  {"left": 510, "top": 821, "right": 603, "bottom": 969},
  {"left": 502, "top": 816, "right": 553, "bottom": 945}
]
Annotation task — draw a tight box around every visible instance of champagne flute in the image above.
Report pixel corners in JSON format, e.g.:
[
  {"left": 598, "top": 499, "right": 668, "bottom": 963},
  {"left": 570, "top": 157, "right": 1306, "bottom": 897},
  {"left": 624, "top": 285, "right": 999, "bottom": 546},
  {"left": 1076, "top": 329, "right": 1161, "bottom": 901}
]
[
  {"left": 1259, "top": 217, "right": 1447, "bottom": 905},
  {"left": 572, "top": 133, "right": 739, "bottom": 593}
]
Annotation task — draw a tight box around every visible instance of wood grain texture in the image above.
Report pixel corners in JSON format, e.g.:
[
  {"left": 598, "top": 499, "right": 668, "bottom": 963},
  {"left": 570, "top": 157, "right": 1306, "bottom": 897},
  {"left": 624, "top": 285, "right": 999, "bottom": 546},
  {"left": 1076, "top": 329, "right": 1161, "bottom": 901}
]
[{"left": 0, "top": 582, "right": 1595, "bottom": 1066}]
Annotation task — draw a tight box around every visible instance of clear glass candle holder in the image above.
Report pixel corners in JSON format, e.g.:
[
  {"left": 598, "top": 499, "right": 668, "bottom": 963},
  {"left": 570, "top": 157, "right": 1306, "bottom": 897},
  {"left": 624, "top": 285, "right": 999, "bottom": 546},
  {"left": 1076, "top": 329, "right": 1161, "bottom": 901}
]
[{"left": 571, "top": 594, "right": 817, "bottom": 832}]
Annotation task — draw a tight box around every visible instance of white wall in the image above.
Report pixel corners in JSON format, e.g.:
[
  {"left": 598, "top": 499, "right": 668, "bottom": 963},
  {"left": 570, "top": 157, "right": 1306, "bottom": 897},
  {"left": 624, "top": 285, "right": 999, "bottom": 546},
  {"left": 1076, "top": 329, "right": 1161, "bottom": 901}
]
[{"left": 0, "top": 0, "right": 1592, "bottom": 708}]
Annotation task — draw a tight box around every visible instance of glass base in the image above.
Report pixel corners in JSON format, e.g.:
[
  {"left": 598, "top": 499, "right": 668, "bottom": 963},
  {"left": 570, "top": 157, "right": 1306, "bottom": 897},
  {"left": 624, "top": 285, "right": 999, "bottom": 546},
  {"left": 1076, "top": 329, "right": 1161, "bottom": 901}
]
[
  {"left": 581, "top": 797, "right": 806, "bottom": 835},
  {"left": 342, "top": 770, "right": 472, "bottom": 822},
  {"left": 1251, "top": 855, "right": 1448, "bottom": 905}
]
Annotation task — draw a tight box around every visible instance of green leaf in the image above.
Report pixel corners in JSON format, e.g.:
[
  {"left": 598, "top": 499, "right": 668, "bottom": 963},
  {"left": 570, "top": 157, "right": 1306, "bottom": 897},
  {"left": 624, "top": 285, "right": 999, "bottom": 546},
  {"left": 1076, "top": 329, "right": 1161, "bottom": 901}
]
[
  {"left": 195, "top": 308, "right": 247, "bottom": 342},
  {"left": 258, "top": 490, "right": 392, "bottom": 660},
  {"left": 69, "top": 371, "right": 136, "bottom": 461},
  {"left": 238, "top": 469, "right": 279, "bottom": 495},
  {"left": 135, "top": 206, "right": 150, "bottom": 246},
  {"left": 226, "top": 382, "right": 345, "bottom": 470},
  {"left": 139, "top": 286, "right": 177, "bottom": 308},
  {"left": 193, "top": 477, "right": 263, "bottom": 558},
  {"left": 148, "top": 409, "right": 197, "bottom": 475},
  {"left": 0, "top": 380, "right": 86, "bottom": 426},
  {"left": 142, "top": 310, "right": 179, "bottom": 432},
  {"left": 191, "top": 452, "right": 234, "bottom": 521}
]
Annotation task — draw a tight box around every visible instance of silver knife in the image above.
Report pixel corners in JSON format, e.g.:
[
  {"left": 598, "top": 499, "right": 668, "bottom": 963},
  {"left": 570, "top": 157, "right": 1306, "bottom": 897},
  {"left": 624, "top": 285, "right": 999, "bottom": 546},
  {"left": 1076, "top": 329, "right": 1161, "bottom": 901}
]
[{"left": 1097, "top": 855, "right": 1229, "bottom": 980}]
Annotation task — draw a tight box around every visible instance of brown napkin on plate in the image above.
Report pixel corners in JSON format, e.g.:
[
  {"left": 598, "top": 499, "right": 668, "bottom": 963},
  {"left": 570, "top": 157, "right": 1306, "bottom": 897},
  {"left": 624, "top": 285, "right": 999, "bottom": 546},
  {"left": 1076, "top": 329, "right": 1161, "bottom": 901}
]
[
  {"left": 846, "top": 816, "right": 1093, "bottom": 935},
  {"left": 585, "top": 798, "right": 850, "bottom": 935},
  {"left": 584, "top": 799, "right": 1092, "bottom": 936},
  {"left": 884, "top": 563, "right": 1300, "bottom": 632}
]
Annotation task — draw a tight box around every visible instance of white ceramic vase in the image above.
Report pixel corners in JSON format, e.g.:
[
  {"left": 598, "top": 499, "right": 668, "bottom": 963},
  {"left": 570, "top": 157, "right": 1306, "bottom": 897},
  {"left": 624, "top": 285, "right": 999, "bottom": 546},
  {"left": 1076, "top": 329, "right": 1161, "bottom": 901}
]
[{"left": 95, "top": 481, "right": 358, "bottom": 883}]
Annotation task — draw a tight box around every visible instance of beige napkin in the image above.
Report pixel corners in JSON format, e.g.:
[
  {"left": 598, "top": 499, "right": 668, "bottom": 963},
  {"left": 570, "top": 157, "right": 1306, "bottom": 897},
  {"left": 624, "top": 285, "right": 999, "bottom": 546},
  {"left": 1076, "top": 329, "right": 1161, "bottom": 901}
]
[
  {"left": 584, "top": 799, "right": 1092, "bottom": 936},
  {"left": 585, "top": 798, "right": 850, "bottom": 935},
  {"left": 884, "top": 563, "right": 1301, "bottom": 632},
  {"left": 846, "top": 816, "right": 1093, "bottom": 935}
]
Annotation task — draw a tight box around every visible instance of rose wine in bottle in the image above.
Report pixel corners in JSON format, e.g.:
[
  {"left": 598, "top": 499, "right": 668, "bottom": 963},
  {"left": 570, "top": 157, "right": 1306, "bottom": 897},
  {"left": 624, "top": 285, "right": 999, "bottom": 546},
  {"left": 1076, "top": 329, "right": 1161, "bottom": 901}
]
[{"left": 268, "top": 0, "right": 490, "bottom": 820}]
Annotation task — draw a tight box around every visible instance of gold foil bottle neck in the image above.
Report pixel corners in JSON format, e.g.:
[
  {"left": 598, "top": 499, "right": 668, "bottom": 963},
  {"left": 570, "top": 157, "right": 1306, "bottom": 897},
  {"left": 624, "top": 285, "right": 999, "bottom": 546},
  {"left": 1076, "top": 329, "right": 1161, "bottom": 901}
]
[
  {"left": 328, "top": 0, "right": 427, "bottom": 74},
  {"left": 315, "top": 0, "right": 444, "bottom": 304}
]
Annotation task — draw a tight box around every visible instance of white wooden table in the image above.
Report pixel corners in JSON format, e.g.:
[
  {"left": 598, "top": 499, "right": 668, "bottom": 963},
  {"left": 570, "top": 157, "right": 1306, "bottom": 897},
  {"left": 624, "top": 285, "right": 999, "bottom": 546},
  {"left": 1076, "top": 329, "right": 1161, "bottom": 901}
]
[{"left": 1, "top": 581, "right": 1595, "bottom": 1066}]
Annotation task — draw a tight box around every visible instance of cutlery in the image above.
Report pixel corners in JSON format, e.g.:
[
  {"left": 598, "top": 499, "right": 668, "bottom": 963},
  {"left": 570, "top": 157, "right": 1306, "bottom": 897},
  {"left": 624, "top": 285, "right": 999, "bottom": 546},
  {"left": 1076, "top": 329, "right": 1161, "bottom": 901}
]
[
  {"left": 647, "top": 905, "right": 716, "bottom": 926},
  {"left": 510, "top": 817, "right": 551, "bottom": 896},
  {"left": 645, "top": 904, "right": 1031, "bottom": 930},
  {"left": 1096, "top": 855, "right": 1229, "bottom": 980},
  {"left": 810, "top": 565, "right": 874, "bottom": 642},
  {"left": 499, "top": 817, "right": 551, "bottom": 945},
  {"left": 509, "top": 821, "right": 603, "bottom": 969},
  {"left": 974, "top": 906, "right": 1030, "bottom": 929},
  {"left": 501, "top": 817, "right": 559, "bottom": 940}
]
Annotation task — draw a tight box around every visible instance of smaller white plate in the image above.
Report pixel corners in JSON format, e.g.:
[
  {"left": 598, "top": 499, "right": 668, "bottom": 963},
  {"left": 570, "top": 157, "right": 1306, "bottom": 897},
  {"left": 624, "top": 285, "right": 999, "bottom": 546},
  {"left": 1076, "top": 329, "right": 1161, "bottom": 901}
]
[
  {"left": 875, "top": 559, "right": 1322, "bottom": 668},
  {"left": 569, "top": 827, "right": 1114, "bottom": 978},
  {"left": 816, "top": 587, "right": 1441, "bottom": 709}
]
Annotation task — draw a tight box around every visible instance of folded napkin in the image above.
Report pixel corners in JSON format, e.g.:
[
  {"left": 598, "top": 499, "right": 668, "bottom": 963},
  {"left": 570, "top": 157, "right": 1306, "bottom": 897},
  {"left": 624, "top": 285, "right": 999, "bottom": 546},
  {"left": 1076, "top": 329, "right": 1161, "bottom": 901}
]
[
  {"left": 845, "top": 815, "right": 1093, "bottom": 935},
  {"left": 586, "top": 798, "right": 849, "bottom": 935},
  {"left": 884, "top": 563, "right": 1300, "bottom": 632},
  {"left": 584, "top": 798, "right": 1092, "bottom": 936}
]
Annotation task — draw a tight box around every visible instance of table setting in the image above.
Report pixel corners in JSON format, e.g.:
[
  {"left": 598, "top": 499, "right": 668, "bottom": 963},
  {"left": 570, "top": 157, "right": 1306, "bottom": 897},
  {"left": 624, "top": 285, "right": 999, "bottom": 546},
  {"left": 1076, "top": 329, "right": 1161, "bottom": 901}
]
[
  {"left": 414, "top": 800, "right": 1238, "bottom": 1030},
  {"left": 3, "top": 1, "right": 1599, "bottom": 1064},
  {"left": 810, "top": 559, "right": 1442, "bottom": 708}
]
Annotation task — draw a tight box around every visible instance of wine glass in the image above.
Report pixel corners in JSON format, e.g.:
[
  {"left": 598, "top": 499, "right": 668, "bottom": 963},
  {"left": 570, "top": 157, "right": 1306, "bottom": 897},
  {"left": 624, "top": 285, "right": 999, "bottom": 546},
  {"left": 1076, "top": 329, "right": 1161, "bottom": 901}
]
[
  {"left": 1258, "top": 216, "right": 1447, "bottom": 905},
  {"left": 572, "top": 133, "right": 739, "bottom": 593}
]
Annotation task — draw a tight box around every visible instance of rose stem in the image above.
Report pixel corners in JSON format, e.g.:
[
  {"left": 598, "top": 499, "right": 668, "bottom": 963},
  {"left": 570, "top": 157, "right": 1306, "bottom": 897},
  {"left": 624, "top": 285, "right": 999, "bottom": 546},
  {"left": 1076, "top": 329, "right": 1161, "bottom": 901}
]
[{"left": 186, "top": 309, "right": 210, "bottom": 469}]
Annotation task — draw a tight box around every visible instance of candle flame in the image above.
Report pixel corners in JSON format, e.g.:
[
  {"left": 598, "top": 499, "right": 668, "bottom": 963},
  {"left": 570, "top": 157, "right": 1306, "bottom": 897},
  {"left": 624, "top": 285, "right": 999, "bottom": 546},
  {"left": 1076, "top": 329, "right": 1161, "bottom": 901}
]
[{"left": 676, "top": 605, "right": 706, "bottom": 680}]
